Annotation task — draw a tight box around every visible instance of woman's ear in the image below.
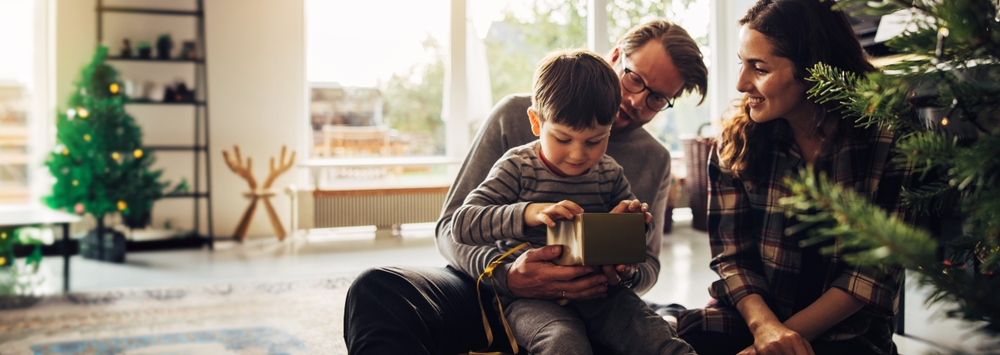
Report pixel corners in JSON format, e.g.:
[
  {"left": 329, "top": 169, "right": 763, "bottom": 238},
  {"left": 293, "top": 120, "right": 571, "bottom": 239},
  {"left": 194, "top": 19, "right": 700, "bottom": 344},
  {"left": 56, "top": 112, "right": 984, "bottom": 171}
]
[{"left": 527, "top": 108, "right": 541, "bottom": 136}]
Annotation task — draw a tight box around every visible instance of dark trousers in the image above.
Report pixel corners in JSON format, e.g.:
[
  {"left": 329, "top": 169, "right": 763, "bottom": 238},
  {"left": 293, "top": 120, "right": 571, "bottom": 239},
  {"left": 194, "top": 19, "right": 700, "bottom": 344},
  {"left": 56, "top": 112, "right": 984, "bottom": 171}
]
[
  {"left": 344, "top": 266, "right": 513, "bottom": 355},
  {"left": 344, "top": 266, "right": 620, "bottom": 355},
  {"left": 681, "top": 329, "right": 891, "bottom": 355}
]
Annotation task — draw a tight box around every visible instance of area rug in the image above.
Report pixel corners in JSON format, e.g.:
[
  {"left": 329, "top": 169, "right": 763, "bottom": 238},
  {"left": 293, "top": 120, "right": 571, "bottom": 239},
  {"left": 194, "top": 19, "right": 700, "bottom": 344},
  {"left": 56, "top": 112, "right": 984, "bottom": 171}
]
[{"left": 0, "top": 274, "right": 356, "bottom": 355}]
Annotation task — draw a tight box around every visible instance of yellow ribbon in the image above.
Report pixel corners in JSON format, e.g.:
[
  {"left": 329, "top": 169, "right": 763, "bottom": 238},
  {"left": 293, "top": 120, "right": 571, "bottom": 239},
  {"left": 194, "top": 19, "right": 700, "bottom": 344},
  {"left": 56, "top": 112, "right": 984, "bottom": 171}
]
[{"left": 474, "top": 241, "right": 530, "bottom": 355}]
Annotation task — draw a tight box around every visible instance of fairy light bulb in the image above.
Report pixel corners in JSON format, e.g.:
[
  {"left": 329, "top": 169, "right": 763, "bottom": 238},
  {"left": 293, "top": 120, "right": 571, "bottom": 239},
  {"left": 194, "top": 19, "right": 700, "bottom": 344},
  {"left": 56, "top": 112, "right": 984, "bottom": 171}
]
[
  {"left": 117, "top": 201, "right": 127, "bottom": 211},
  {"left": 112, "top": 152, "right": 120, "bottom": 160},
  {"left": 134, "top": 149, "right": 143, "bottom": 159},
  {"left": 110, "top": 83, "right": 120, "bottom": 94},
  {"left": 84, "top": 134, "right": 91, "bottom": 142}
]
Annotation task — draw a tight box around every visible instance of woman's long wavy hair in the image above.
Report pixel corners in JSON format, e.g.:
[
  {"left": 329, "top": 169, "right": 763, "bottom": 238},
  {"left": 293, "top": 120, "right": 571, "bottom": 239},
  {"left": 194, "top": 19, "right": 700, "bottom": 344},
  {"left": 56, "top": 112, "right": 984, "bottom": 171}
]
[{"left": 719, "top": 0, "right": 876, "bottom": 182}]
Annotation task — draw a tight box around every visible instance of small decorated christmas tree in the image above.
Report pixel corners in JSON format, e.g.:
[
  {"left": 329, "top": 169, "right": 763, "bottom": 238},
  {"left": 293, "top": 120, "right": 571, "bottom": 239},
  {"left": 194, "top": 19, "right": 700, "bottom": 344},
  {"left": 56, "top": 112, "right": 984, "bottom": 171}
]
[
  {"left": 782, "top": 0, "right": 1000, "bottom": 351},
  {"left": 45, "top": 46, "right": 166, "bottom": 260}
]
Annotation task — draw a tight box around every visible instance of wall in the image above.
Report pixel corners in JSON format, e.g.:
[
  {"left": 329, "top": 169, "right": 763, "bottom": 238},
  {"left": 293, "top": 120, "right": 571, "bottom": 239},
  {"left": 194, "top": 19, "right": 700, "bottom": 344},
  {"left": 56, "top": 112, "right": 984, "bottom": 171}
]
[{"left": 55, "top": 0, "right": 305, "bottom": 239}]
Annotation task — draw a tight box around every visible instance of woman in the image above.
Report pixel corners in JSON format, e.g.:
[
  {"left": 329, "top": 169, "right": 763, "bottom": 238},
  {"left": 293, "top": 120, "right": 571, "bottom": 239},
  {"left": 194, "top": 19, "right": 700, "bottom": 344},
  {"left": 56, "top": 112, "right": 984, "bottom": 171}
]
[{"left": 675, "top": 1, "right": 913, "bottom": 355}]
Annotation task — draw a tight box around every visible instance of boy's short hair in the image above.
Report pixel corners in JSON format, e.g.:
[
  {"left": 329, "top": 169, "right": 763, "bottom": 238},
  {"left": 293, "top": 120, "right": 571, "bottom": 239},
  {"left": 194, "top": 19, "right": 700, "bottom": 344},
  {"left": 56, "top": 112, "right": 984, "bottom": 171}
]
[{"left": 531, "top": 49, "right": 621, "bottom": 131}]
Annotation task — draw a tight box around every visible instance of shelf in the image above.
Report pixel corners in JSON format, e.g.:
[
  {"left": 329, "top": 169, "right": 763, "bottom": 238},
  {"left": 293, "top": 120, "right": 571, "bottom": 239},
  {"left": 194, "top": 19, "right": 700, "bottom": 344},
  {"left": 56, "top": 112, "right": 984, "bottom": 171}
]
[
  {"left": 107, "top": 56, "right": 203, "bottom": 63},
  {"left": 98, "top": 6, "right": 201, "bottom": 17},
  {"left": 143, "top": 145, "right": 207, "bottom": 152},
  {"left": 126, "top": 100, "right": 205, "bottom": 106},
  {"left": 163, "top": 192, "right": 210, "bottom": 199}
]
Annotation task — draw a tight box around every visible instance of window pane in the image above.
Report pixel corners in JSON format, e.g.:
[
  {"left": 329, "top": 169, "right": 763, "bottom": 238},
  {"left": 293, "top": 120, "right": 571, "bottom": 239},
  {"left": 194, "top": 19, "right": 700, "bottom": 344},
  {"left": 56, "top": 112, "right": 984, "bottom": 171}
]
[
  {"left": 480, "top": 0, "right": 588, "bottom": 108},
  {"left": 306, "top": 0, "right": 448, "bottom": 157},
  {"left": 0, "top": 0, "right": 36, "bottom": 205},
  {"left": 305, "top": 0, "right": 450, "bottom": 188}
]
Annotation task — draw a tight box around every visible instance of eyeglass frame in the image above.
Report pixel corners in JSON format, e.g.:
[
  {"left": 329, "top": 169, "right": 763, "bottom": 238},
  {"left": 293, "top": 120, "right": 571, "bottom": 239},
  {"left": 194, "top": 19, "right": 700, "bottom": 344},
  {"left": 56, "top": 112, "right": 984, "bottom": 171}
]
[{"left": 618, "top": 47, "right": 676, "bottom": 111}]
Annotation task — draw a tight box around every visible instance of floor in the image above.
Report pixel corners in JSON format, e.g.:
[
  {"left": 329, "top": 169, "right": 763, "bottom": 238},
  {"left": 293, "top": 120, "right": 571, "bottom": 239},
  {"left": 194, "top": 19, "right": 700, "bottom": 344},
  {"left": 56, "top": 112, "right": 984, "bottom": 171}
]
[{"left": 22, "top": 211, "right": 995, "bottom": 354}]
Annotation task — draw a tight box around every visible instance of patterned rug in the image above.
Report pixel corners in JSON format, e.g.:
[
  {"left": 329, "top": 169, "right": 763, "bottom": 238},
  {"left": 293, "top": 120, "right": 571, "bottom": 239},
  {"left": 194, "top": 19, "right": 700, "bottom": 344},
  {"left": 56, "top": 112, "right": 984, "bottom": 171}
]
[{"left": 0, "top": 275, "right": 356, "bottom": 355}]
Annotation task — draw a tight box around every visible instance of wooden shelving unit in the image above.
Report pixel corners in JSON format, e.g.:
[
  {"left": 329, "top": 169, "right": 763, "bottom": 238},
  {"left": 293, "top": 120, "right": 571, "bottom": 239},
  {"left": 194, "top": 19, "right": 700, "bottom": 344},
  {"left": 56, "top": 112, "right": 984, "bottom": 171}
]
[{"left": 97, "top": 0, "right": 214, "bottom": 249}]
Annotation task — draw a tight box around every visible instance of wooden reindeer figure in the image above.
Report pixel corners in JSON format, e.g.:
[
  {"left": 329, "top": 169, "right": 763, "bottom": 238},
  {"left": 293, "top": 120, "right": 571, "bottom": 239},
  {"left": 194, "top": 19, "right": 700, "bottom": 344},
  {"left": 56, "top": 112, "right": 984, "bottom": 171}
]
[{"left": 222, "top": 145, "right": 296, "bottom": 242}]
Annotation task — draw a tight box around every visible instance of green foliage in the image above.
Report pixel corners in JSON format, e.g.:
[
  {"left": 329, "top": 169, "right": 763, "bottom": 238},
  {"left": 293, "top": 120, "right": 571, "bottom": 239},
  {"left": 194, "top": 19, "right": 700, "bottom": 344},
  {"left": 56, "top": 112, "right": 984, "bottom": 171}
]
[
  {"left": 45, "top": 46, "right": 167, "bottom": 221},
  {"left": 381, "top": 37, "right": 446, "bottom": 155},
  {"left": 794, "top": 0, "right": 1000, "bottom": 349}
]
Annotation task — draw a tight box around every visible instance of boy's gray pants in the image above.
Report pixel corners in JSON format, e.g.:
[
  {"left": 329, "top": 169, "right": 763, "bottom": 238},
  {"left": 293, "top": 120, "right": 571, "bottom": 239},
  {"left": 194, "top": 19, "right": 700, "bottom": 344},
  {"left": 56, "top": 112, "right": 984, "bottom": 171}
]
[{"left": 503, "top": 287, "right": 696, "bottom": 355}]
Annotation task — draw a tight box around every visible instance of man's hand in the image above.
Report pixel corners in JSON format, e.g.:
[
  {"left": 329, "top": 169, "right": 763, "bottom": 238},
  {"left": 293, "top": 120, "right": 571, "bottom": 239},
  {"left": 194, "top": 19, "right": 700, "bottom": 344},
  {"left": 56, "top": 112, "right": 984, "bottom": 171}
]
[
  {"left": 507, "top": 245, "right": 609, "bottom": 300},
  {"left": 524, "top": 200, "right": 584, "bottom": 227},
  {"left": 609, "top": 199, "right": 652, "bottom": 224}
]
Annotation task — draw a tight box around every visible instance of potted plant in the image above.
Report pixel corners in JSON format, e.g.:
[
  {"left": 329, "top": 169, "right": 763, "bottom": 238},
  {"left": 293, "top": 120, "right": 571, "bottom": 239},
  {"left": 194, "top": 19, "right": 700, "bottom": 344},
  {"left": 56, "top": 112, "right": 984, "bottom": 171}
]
[
  {"left": 137, "top": 41, "right": 152, "bottom": 59},
  {"left": 156, "top": 34, "right": 173, "bottom": 60}
]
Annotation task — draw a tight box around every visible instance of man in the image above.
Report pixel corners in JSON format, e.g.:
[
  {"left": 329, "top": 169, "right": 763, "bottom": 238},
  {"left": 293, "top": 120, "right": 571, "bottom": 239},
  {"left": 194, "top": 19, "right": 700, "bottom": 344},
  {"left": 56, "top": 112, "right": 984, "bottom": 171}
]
[{"left": 344, "top": 19, "right": 708, "bottom": 355}]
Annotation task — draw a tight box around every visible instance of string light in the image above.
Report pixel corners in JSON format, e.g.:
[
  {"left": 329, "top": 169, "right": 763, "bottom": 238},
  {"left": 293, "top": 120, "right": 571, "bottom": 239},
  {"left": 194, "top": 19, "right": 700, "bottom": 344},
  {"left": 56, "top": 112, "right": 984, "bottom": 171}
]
[
  {"left": 84, "top": 134, "right": 91, "bottom": 142},
  {"left": 62, "top": 148, "right": 69, "bottom": 156},
  {"left": 72, "top": 180, "right": 79, "bottom": 186},
  {"left": 1, "top": 232, "right": 6, "bottom": 239},
  {"left": 112, "top": 152, "right": 120, "bottom": 160},
  {"left": 941, "top": 117, "right": 950, "bottom": 126},
  {"left": 134, "top": 149, "right": 143, "bottom": 159},
  {"left": 78, "top": 108, "right": 89, "bottom": 119},
  {"left": 110, "top": 83, "right": 120, "bottom": 94},
  {"left": 0, "top": 257, "right": 5, "bottom": 266},
  {"left": 67, "top": 108, "right": 76, "bottom": 119},
  {"left": 117, "top": 201, "right": 127, "bottom": 211}
]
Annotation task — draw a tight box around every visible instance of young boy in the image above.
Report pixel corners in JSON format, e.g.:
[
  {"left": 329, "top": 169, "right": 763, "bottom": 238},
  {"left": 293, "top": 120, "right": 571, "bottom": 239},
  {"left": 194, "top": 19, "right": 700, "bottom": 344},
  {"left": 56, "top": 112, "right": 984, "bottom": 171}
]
[{"left": 451, "top": 49, "right": 694, "bottom": 355}]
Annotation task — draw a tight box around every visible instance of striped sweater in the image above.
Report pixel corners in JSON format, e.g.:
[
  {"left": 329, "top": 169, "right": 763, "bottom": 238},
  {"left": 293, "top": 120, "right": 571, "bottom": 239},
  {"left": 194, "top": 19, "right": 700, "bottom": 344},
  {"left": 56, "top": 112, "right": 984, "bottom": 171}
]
[{"left": 452, "top": 141, "right": 636, "bottom": 246}]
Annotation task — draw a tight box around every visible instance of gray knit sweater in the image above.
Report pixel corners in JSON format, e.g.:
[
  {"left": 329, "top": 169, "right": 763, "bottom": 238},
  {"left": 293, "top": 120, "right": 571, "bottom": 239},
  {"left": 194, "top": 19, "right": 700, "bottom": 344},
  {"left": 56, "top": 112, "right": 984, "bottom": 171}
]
[
  {"left": 435, "top": 94, "right": 672, "bottom": 296},
  {"left": 452, "top": 141, "right": 635, "bottom": 246}
]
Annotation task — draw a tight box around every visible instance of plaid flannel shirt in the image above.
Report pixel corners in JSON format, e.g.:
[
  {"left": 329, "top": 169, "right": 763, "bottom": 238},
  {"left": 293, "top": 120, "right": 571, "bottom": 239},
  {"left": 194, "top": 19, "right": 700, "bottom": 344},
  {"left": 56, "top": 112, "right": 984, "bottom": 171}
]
[{"left": 678, "top": 121, "right": 913, "bottom": 355}]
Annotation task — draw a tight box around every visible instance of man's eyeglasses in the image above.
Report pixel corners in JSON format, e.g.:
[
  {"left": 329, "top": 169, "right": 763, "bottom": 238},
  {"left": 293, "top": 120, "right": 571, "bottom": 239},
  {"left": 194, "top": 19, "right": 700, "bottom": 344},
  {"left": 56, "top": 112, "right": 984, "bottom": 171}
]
[{"left": 619, "top": 49, "right": 675, "bottom": 111}]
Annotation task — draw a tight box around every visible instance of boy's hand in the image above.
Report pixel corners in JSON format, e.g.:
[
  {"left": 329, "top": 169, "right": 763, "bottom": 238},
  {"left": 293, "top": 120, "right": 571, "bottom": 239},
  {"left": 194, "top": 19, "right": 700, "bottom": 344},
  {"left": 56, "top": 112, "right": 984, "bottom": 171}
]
[
  {"left": 609, "top": 199, "right": 652, "bottom": 224},
  {"left": 524, "top": 200, "right": 584, "bottom": 227},
  {"left": 601, "top": 263, "right": 638, "bottom": 287}
]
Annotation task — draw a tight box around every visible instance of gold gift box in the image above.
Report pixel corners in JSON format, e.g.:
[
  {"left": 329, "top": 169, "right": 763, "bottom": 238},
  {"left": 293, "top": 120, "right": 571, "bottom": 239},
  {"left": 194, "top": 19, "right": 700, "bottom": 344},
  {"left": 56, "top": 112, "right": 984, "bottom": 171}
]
[{"left": 546, "top": 213, "right": 646, "bottom": 266}]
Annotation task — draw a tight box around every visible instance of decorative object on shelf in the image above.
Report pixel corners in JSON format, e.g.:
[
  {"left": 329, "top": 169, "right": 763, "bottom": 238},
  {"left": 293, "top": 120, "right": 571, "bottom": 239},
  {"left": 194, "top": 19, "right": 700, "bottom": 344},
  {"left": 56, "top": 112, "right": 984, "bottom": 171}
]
[
  {"left": 44, "top": 46, "right": 167, "bottom": 263},
  {"left": 123, "top": 79, "right": 137, "bottom": 98},
  {"left": 120, "top": 38, "right": 132, "bottom": 58},
  {"left": 170, "top": 178, "right": 191, "bottom": 195},
  {"left": 174, "top": 80, "right": 194, "bottom": 102},
  {"left": 222, "top": 145, "right": 296, "bottom": 242},
  {"left": 147, "top": 82, "right": 164, "bottom": 102},
  {"left": 156, "top": 34, "right": 173, "bottom": 60},
  {"left": 136, "top": 41, "right": 151, "bottom": 59},
  {"left": 181, "top": 40, "right": 197, "bottom": 60},
  {"left": 790, "top": 0, "right": 1000, "bottom": 347}
]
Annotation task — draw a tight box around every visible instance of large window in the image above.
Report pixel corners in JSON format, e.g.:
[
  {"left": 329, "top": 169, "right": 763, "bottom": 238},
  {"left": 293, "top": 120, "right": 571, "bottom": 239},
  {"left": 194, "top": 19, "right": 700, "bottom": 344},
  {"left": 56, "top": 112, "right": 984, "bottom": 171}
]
[{"left": 305, "top": 0, "right": 711, "bottom": 189}]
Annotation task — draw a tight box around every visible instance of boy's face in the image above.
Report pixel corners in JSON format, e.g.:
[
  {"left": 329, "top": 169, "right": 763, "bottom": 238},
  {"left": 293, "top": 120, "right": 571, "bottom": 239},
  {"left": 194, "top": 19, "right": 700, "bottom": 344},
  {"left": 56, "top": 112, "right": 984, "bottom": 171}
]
[{"left": 528, "top": 109, "right": 611, "bottom": 177}]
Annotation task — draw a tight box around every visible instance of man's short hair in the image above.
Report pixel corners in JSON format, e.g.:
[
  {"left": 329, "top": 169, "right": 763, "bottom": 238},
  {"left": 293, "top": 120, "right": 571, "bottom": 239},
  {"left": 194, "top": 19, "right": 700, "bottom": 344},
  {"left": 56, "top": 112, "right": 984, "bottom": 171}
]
[
  {"left": 617, "top": 19, "right": 708, "bottom": 104},
  {"left": 531, "top": 49, "right": 621, "bottom": 131}
]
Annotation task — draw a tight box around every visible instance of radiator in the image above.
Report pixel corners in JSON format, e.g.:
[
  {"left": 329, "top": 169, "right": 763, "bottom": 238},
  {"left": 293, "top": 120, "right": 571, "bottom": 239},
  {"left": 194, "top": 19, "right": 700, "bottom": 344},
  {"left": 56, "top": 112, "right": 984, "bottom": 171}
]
[{"left": 300, "top": 187, "right": 450, "bottom": 231}]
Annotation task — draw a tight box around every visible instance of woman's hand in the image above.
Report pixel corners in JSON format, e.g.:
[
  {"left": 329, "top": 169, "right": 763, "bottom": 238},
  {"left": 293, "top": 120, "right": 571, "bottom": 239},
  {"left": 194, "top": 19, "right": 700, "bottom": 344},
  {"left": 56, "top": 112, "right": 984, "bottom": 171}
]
[
  {"left": 746, "top": 321, "right": 814, "bottom": 355},
  {"left": 524, "top": 200, "right": 584, "bottom": 227},
  {"left": 609, "top": 199, "right": 652, "bottom": 224},
  {"left": 507, "top": 245, "right": 608, "bottom": 300}
]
